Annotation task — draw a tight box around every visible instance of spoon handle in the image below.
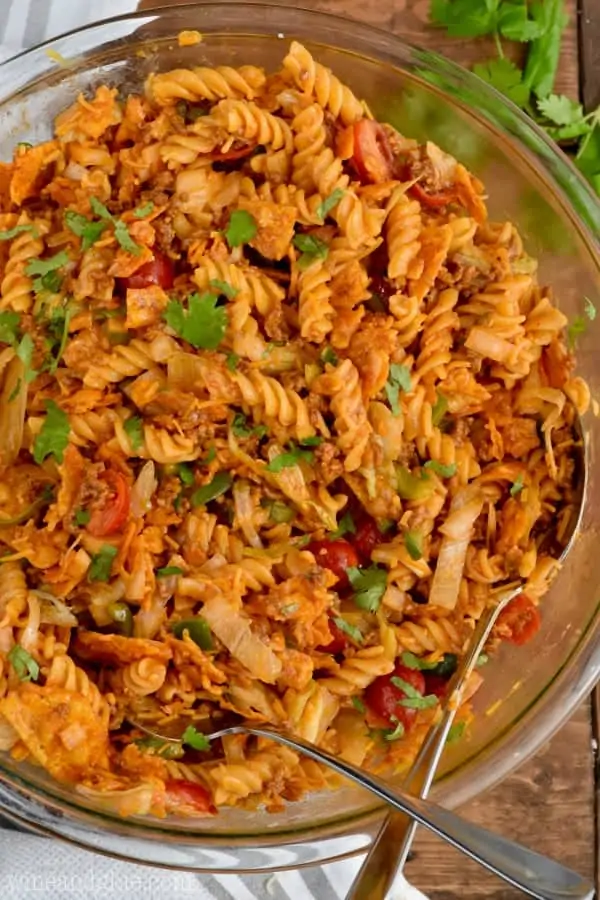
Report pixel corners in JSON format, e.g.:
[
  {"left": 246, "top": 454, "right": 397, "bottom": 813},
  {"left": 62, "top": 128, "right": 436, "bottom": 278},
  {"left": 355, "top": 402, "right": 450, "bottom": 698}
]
[
  {"left": 240, "top": 718, "right": 593, "bottom": 899},
  {"left": 346, "top": 591, "right": 518, "bottom": 900}
]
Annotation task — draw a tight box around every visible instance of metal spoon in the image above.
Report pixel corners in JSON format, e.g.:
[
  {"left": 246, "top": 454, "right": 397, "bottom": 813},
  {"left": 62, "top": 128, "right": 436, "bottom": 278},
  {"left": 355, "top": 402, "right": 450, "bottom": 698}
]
[{"left": 346, "top": 588, "right": 520, "bottom": 900}]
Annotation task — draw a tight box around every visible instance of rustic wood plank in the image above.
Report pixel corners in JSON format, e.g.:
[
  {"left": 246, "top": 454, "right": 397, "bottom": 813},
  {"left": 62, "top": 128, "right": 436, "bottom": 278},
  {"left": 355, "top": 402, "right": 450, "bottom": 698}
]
[
  {"left": 591, "top": 686, "right": 600, "bottom": 896},
  {"left": 405, "top": 702, "right": 595, "bottom": 898},
  {"left": 580, "top": 0, "right": 600, "bottom": 110}
]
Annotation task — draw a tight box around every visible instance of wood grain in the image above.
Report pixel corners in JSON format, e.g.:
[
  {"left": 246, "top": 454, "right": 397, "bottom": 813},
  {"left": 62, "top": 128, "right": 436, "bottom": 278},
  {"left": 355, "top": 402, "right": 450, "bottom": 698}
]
[
  {"left": 405, "top": 702, "right": 596, "bottom": 898},
  {"left": 580, "top": 0, "right": 600, "bottom": 110}
]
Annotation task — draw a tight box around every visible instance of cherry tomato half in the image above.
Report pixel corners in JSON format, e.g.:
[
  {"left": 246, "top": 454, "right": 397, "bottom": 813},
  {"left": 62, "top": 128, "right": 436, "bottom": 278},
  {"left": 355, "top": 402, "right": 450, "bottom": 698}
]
[
  {"left": 87, "top": 471, "right": 131, "bottom": 537},
  {"left": 352, "top": 515, "right": 382, "bottom": 564},
  {"left": 316, "top": 615, "right": 349, "bottom": 655},
  {"left": 164, "top": 779, "right": 216, "bottom": 816},
  {"left": 365, "top": 663, "right": 426, "bottom": 731},
  {"left": 496, "top": 594, "right": 541, "bottom": 646},
  {"left": 119, "top": 250, "right": 174, "bottom": 291},
  {"left": 351, "top": 120, "right": 394, "bottom": 185},
  {"left": 307, "top": 538, "right": 359, "bottom": 590},
  {"left": 410, "top": 182, "right": 458, "bottom": 209}
]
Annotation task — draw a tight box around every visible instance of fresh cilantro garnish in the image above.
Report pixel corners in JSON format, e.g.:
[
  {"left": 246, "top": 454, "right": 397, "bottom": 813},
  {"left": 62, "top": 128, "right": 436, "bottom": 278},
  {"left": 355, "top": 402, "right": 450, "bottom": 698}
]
[
  {"left": 124, "top": 416, "right": 144, "bottom": 452},
  {"left": 332, "top": 616, "right": 363, "bottom": 644},
  {"left": 231, "top": 412, "right": 268, "bottom": 440},
  {"left": 7, "top": 645, "right": 39, "bottom": 682},
  {"left": 176, "top": 463, "right": 195, "bottom": 486},
  {"left": 156, "top": 565, "right": 183, "bottom": 577},
  {"left": 446, "top": 722, "right": 466, "bottom": 744},
  {"left": 260, "top": 498, "right": 295, "bottom": 523},
  {"left": 134, "top": 736, "right": 184, "bottom": 759},
  {"left": 64, "top": 210, "right": 108, "bottom": 251},
  {"left": 114, "top": 220, "right": 142, "bottom": 256},
  {"left": 330, "top": 511, "right": 356, "bottom": 540},
  {"left": 537, "top": 95, "right": 595, "bottom": 142},
  {"left": 348, "top": 565, "right": 387, "bottom": 613},
  {"left": 430, "top": 0, "right": 540, "bottom": 40},
  {"left": 510, "top": 474, "right": 524, "bottom": 497},
  {"left": 209, "top": 279, "right": 238, "bottom": 299},
  {"left": 431, "top": 392, "right": 449, "bottom": 427},
  {"left": 181, "top": 725, "right": 211, "bottom": 751},
  {"left": 26, "top": 250, "right": 69, "bottom": 295},
  {"left": 164, "top": 292, "right": 227, "bottom": 350},
  {"left": 391, "top": 675, "right": 438, "bottom": 709},
  {"left": 33, "top": 399, "right": 70, "bottom": 464},
  {"left": 88, "top": 544, "right": 118, "bottom": 582},
  {"left": 293, "top": 233, "right": 329, "bottom": 269},
  {"left": 567, "top": 316, "right": 587, "bottom": 350},
  {"left": 299, "top": 436, "right": 323, "bottom": 447},
  {"left": 226, "top": 352, "right": 239, "bottom": 371},
  {"left": 384, "top": 717, "right": 406, "bottom": 742},
  {"left": 585, "top": 297, "right": 597, "bottom": 321},
  {"left": 0, "top": 224, "right": 38, "bottom": 241},
  {"left": 191, "top": 472, "right": 233, "bottom": 507},
  {"left": 316, "top": 189, "right": 345, "bottom": 221},
  {"left": 225, "top": 209, "right": 257, "bottom": 248},
  {"left": 90, "top": 197, "right": 113, "bottom": 220},
  {"left": 266, "top": 443, "right": 315, "bottom": 472},
  {"left": 133, "top": 202, "right": 154, "bottom": 218},
  {"left": 351, "top": 696, "right": 366, "bottom": 714},
  {"left": 472, "top": 58, "right": 529, "bottom": 108},
  {"left": 477, "top": 652, "right": 489, "bottom": 667},
  {"left": 523, "top": 0, "right": 569, "bottom": 99},
  {"left": 15, "top": 334, "right": 38, "bottom": 383},
  {"left": 320, "top": 346, "right": 339, "bottom": 367},
  {"left": 400, "top": 651, "right": 458, "bottom": 678},
  {"left": 0, "top": 311, "right": 20, "bottom": 345},
  {"left": 384, "top": 363, "right": 411, "bottom": 416},
  {"left": 424, "top": 459, "right": 457, "bottom": 478},
  {"left": 45, "top": 306, "right": 73, "bottom": 374},
  {"left": 74, "top": 508, "right": 90, "bottom": 526},
  {"left": 404, "top": 529, "right": 423, "bottom": 561}
]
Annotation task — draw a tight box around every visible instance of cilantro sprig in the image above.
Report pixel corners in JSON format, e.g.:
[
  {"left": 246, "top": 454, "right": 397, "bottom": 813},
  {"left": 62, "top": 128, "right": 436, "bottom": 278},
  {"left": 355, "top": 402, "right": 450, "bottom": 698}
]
[
  {"left": 348, "top": 565, "right": 387, "bottom": 613},
  {"left": 164, "top": 292, "right": 228, "bottom": 350},
  {"left": 293, "top": 233, "right": 329, "bottom": 269},
  {"left": 33, "top": 400, "right": 70, "bottom": 464},
  {"left": 7, "top": 645, "right": 39, "bottom": 682},
  {"left": 384, "top": 364, "right": 411, "bottom": 416},
  {"left": 266, "top": 441, "right": 316, "bottom": 472}
]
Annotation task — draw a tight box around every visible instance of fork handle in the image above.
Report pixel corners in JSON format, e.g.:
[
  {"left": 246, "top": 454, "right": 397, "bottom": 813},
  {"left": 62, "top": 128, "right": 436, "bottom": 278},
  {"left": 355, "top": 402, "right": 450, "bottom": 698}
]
[{"left": 244, "top": 725, "right": 594, "bottom": 900}]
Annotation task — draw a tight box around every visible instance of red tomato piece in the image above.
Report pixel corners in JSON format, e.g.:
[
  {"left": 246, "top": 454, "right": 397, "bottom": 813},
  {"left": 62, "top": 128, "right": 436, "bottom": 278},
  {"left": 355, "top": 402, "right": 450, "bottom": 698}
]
[
  {"left": 351, "top": 120, "right": 394, "bottom": 185},
  {"left": 307, "top": 539, "right": 359, "bottom": 589},
  {"left": 410, "top": 182, "right": 458, "bottom": 209},
  {"left": 497, "top": 594, "right": 541, "bottom": 646},
  {"left": 87, "top": 471, "right": 130, "bottom": 537},
  {"left": 164, "top": 779, "right": 216, "bottom": 816},
  {"left": 352, "top": 516, "right": 383, "bottom": 563},
  {"left": 423, "top": 673, "right": 448, "bottom": 699},
  {"left": 119, "top": 250, "right": 174, "bottom": 291},
  {"left": 364, "top": 663, "right": 426, "bottom": 730},
  {"left": 316, "top": 616, "right": 349, "bottom": 655},
  {"left": 210, "top": 144, "right": 256, "bottom": 162}
]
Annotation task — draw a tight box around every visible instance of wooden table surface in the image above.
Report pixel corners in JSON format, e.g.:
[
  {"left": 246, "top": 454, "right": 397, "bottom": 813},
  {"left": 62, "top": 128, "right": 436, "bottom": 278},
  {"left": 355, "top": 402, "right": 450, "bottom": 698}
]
[{"left": 140, "top": 0, "right": 600, "bottom": 895}]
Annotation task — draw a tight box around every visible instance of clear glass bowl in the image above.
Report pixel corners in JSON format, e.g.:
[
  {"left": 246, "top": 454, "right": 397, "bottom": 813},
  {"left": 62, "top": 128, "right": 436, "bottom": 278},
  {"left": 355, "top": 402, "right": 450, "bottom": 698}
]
[{"left": 0, "top": 1, "right": 599, "bottom": 872}]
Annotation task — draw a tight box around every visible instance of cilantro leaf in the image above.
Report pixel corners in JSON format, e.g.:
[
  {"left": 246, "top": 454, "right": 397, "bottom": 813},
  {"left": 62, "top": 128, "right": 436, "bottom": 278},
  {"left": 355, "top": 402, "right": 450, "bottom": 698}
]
[
  {"left": 538, "top": 94, "right": 587, "bottom": 127},
  {"left": 88, "top": 544, "right": 118, "bottom": 582},
  {"left": 431, "top": 392, "right": 449, "bottom": 427},
  {"left": 400, "top": 651, "right": 458, "bottom": 677},
  {"left": 16, "top": 334, "right": 38, "bottom": 383},
  {"left": 332, "top": 616, "right": 364, "bottom": 644},
  {"left": 25, "top": 250, "right": 69, "bottom": 281},
  {"left": 510, "top": 473, "right": 524, "bottom": 497},
  {"left": 209, "top": 279, "right": 238, "bottom": 299},
  {"left": 164, "top": 293, "right": 227, "bottom": 350},
  {"left": 64, "top": 210, "right": 108, "bottom": 251},
  {"left": 133, "top": 202, "right": 155, "bottom": 218},
  {"left": 226, "top": 352, "right": 239, "bottom": 371},
  {"left": 584, "top": 296, "right": 597, "bottom": 321},
  {"left": 497, "top": 1, "right": 543, "bottom": 42},
  {"left": 46, "top": 306, "right": 73, "bottom": 374},
  {"left": 225, "top": 209, "right": 257, "bottom": 248},
  {"left": 90, "top": 196, "right": 113, "bottom": 220},
  {"left": 404, "top": 529, "right": 423, "bottom": 561},
  {"left": 156, "top": 565, "right": 183, "bottom": 577},
  {"left": 134, "top": 737, "right": 184, "bottom": 759},
  {"left": 124, "top": 416, "right": 144, "bottom": 451},
  {"left": 266, "top": 443, "right": 314, "bottom": 472},
  {"left": 260, "top": 498, "right": 295, "bottom": 523},
  {"left": 7, "top": 645, "right": 39, "bottom": 682},
  {"left": 299, "top": 436, "right": 323, "bottom": 447},
  {"left": 351, "top": 696, "right": 366, "bottom": 714},
  {"left": 0, "top": 224, "right": 38, "bottom": 242},
  {"left": 523, "top": 0, "right": 569, "bottom": 99},
  {"left": 384, "top": 718, "right": 406, "bottom": 741},
  {"left": 477, "top": 652, "right": 489, "bottom": 667},
  {"left": 191, "top": 472, "right": 233, "bottom": 507},
  {"left": 429, "top": 0, "right": 498, "bottom": 38},
  {"left": 330, "top": 511, "right": 356, "bottom": 540},
  {"left": 575, "top": 122, "right": 600, "bottom": 194},
  {"left": 567, "top": 315, "right": 587, "bottom": 350},
  {"left": 384, "top": 363, "right": 411, "bottom": 416},
  {"left": 472, "top": 58, "right": 530, "bottom": 108},
  {"left": 231, "top": 412, "right": 268, "bottom": 440},
  {"left": 320, "top": 346, "right": 339, "bottom": 367},
  {"left": 33, "top": 399, "right": 70, "bottom": 464},
  {"left": 0, "top": 311, "right": 20, "bottom": 346},
  {"left": 182, "top": 725, "right": 211, "bottom": 751},
  {"left": 424, "top": 459, "right": 457, "bottom": 478},
  {"left": 293, "top": 233, "right": 329, "bottom": 269},
  {"left": 390, "top": 675, "right": 437, "bottom": 710},
  {"left": 176, "top": 463, "right": 195, "bottom": 486},
  {"left": 348, "top": 565, "right": 387, "bottom": 613},
  {"left": 446, "top": 721, "right": 466, "bottom": 744},
  {"left": 316, "top": 189, "right": 345, "bottom": 221},
  {"left": 74, "top": 508, "right": 90, "bottom": 526},
  {"left": 114, "top": 220, "right": 142, "bottom": 256}
]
